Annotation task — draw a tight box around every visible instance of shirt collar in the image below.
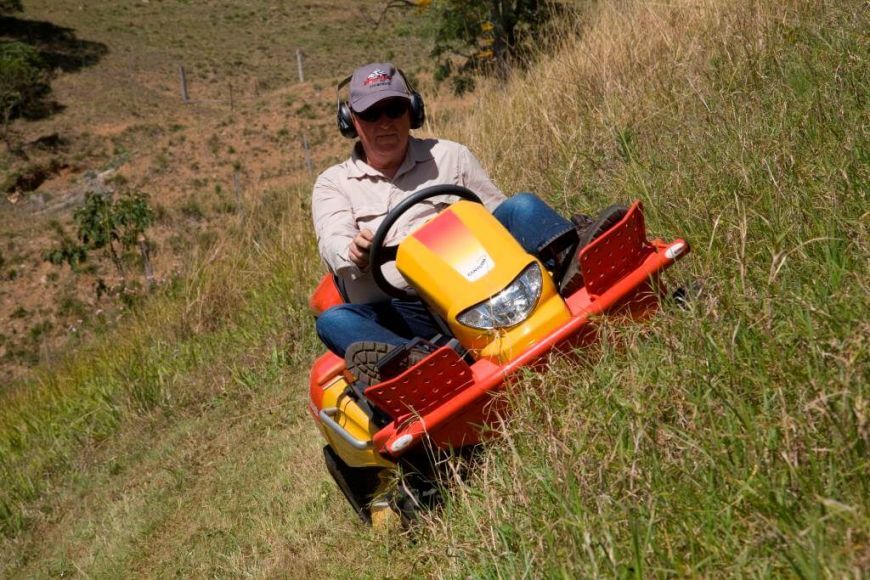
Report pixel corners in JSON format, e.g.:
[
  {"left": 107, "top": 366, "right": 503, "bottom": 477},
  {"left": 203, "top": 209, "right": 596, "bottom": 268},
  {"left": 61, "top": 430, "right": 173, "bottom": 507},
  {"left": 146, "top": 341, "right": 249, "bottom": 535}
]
[{"left": 346, "top": 138, "right": 434, "bottom": 180}]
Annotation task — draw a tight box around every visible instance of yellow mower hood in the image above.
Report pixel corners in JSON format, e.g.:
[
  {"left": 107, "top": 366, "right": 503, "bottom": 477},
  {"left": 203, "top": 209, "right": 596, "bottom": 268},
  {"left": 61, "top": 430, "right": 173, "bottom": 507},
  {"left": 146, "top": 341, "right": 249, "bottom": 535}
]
[{"left": 397, "top": 200, "right": 570, "bottom": 360}]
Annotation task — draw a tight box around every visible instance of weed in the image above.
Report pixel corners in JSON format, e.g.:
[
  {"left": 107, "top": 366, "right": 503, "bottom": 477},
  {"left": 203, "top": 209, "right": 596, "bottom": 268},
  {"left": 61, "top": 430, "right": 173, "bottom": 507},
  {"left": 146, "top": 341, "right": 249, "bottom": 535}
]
[
  {"left": 44, "top": 191, "right": 154, "bottom": 277},
  {"left": 295, "top": 103, "right": 316, "bottom": 119},
  {"left": 10, "top": 306, "right": 28, "bottom": 319},
  {"left": 151, "top": 151, "right": 169, "bottom": 173},
  {"left": 212, "top": 200, "right": 237, "bottom": 214},
  {"left": 107, "top": 172, "right": 128, "bottom": 187},
  {"left": 195, "top": 229, "right": 218, "bottom": 248},
  {"left": 178, "top": 199, "right": 205, "bottom": 221},
  {"left": 26, "top": 320, "right": 51, "bottom": 343},
  {"left": 57, "top": 291, "right": 87, "bottom": 318},
  {"left": 167, "top": 234, "right": 186, "bottom": 253},
  {"left": 206, "top": 134, "right": 221, "bottom": 157}
]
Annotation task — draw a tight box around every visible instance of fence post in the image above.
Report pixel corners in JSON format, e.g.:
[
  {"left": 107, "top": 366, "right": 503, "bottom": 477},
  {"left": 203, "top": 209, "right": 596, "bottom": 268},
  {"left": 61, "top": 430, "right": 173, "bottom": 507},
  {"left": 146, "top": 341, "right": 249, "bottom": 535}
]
[
  {"left": 138, "top": 234, "right": 154, "bottom": 291},
  {"left": 179, "top": 65, "right": 189, "bottom": 103},
  {"left": 296, "top": 49, "right": 305, "bottom": 83}
]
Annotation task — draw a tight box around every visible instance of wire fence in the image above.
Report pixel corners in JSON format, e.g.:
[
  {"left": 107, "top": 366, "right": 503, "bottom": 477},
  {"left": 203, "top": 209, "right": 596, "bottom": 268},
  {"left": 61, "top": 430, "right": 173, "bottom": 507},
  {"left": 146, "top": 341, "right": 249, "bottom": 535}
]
[{"left": 176, "top": 49, "right": 308, "bottom": 109}]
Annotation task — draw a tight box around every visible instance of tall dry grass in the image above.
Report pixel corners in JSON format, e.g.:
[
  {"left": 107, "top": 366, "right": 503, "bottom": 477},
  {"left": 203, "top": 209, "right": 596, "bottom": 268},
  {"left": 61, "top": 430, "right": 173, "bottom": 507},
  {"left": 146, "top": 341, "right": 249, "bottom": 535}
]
[{"left": 417, "top": 0, "right": 867, "bottom": 575}]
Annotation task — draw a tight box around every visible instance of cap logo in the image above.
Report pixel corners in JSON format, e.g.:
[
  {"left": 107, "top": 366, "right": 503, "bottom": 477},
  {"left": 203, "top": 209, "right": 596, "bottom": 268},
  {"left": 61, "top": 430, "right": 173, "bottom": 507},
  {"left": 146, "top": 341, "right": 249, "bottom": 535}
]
[{"left": 364, "top": 69, "right": 392, "bottom": 87}]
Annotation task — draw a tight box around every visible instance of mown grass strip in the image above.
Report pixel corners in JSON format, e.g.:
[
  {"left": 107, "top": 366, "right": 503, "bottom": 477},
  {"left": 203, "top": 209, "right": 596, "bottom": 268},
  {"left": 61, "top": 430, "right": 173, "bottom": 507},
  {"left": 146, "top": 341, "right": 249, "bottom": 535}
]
[{"left": 0, "top": 188, "right": 322, "bottom": 541}]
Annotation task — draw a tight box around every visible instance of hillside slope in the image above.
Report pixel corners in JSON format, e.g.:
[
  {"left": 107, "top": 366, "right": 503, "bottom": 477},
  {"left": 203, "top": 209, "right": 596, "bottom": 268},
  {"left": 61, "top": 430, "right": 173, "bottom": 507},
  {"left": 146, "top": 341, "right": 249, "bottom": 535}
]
[
  {"left": 1, "top": 0, "right": 867, "bottom": 576},
  {"left": 0, "top": 0, "right": 434, "bottom": 383}
]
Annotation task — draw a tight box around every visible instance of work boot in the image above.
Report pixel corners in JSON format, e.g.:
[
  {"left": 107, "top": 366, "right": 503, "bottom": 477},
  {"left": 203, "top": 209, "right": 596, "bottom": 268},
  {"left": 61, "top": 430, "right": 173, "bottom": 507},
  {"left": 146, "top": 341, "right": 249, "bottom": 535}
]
[
  {"left": 577, "top": 204, "right": 629, "bottom": 248},
  {"left": 370, "top": 500, "right": 400, "bottom": 530},
  {"left": 571, "top": 213, "right": 595, "bottom": 233},
  {"left": 558, "top": 213, "right": 591, "bottom": 295},
  {"left": 345, "top": 341, "right": 430, "bottom": 387},
  {"left": 558, "top": 205, "right": 629, "bottom": 296},
  {"left": 370, "top": 469, "right": 401, "bottom": 530}
]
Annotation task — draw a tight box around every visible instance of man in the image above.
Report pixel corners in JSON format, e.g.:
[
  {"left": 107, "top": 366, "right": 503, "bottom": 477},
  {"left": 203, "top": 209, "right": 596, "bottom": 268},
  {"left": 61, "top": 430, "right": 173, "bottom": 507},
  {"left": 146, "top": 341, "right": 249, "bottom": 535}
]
[{"left": 312, "top": 62, "right": 614, "bottom": 385}]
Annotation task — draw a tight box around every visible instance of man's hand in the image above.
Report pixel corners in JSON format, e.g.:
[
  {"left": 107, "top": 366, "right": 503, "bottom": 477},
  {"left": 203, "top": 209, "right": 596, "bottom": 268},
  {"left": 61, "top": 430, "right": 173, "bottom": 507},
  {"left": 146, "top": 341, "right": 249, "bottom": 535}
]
[{"left": 348, "top": 228, "right": 374, "bottom": 269}]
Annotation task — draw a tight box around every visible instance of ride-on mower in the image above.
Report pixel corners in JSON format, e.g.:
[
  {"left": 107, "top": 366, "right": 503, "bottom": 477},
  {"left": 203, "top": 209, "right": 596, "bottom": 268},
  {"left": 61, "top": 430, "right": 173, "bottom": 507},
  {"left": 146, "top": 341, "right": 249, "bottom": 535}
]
[{"left": 307, "top": 185, "right": 690, "bottom": 523}]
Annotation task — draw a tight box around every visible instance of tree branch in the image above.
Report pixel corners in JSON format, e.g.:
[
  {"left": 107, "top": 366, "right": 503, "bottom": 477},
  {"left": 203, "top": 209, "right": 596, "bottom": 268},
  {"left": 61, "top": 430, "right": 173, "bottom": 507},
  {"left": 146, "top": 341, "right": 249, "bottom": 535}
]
[{"left": 359, "top": 0, "right": 429, "bottom": 27}]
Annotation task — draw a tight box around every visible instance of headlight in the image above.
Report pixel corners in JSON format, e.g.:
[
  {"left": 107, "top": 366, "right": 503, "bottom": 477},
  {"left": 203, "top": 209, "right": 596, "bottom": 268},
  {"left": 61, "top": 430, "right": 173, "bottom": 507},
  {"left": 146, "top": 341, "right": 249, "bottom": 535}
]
[{"left": 457, "top": 263, "right": 543, "bottom": 330}]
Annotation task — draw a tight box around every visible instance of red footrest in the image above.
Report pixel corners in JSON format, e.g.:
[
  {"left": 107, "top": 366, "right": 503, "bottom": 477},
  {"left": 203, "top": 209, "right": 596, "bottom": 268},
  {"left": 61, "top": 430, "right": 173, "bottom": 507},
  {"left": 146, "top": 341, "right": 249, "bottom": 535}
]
[
  {"left": 364, "top": 346, "right": 474, "bottom": 421},
  {"left": 579, "top": 201, "right": 653, "bottom": 297}
]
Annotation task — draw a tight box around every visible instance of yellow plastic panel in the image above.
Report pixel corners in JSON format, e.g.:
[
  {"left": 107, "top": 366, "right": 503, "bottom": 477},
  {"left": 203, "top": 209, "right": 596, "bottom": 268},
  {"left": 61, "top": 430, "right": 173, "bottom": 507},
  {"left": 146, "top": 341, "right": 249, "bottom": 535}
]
[
  {"left": 397, "top": 201, "right": 571, "bottom": 359},
  {"left": 318, "top": 377, "right": 395, "bottom": 469}
]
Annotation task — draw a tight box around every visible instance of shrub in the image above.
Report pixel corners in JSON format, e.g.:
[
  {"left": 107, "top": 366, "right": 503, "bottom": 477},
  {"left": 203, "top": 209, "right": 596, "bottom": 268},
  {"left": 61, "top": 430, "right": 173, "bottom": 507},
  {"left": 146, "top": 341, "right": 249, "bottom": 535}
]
[
  {"left": 0, "top": 41, "right": 51, "bottom": 145},
  {"left": 44, "top": 191, "right": 155, "bottom": 277}
]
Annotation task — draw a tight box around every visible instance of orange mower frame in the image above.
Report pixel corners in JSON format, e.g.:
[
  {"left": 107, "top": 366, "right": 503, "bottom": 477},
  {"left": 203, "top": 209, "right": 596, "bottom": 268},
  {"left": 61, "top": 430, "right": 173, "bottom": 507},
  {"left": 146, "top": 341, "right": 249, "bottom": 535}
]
[{"left": 307, "top": 192, "right": 689, "bottom": 523}]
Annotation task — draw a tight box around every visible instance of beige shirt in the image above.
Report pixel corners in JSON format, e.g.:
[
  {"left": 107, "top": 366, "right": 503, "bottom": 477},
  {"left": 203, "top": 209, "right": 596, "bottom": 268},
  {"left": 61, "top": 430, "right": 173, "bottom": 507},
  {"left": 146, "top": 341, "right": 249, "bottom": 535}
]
[{"left": 312, "top": 137, "right": 505, "bottom": 303}]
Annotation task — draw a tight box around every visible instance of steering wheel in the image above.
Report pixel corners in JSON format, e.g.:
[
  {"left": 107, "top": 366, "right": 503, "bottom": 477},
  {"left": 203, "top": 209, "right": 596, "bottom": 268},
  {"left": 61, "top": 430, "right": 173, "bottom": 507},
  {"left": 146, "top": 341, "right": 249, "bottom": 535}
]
[{"left": 369, "top": 184, "right": 483, "bottom": 300}]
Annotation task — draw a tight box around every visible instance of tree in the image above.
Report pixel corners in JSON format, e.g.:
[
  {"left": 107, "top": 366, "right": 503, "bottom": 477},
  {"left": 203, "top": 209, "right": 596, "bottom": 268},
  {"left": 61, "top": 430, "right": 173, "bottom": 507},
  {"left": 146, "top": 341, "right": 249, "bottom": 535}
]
[
  {"left": 363, "top": 0, "right": 558, "bottom": 93},
  {"left": 429, "top": 0, "right": 560, "bottom": 94},
  {"left": 0, "top": 41, "right": 51, "bottom": 149},
  {"left": 359, "top": 0, "right": 431, "bottom": 25}
]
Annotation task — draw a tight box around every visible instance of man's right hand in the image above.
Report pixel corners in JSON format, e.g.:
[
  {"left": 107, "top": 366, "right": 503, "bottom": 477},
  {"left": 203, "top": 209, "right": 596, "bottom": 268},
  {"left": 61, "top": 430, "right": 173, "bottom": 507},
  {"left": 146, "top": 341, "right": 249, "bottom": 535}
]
[{"left": 348, "top": 228, "right": 374, "bottom": 269}]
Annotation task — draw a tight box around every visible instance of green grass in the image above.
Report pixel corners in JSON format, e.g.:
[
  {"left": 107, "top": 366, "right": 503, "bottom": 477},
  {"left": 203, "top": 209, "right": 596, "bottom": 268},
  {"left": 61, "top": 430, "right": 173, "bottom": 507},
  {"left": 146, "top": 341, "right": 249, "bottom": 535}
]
[
  {"left": 410, "top": 0, "right": 868, "bottom": 575},
  {"left": 1, "top": 0, "right": 867, "bottom": 576}
]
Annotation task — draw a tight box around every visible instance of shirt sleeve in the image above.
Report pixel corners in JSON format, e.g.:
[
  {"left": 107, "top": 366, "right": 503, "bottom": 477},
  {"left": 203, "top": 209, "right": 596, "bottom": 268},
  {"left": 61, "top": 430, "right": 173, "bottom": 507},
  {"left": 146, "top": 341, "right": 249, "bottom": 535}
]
[
  {"left": 311, "top": 172, "right": 362, "bottom": 277},
  {"left": 458, "top": 145, "right": 506, "bottom": 211}
]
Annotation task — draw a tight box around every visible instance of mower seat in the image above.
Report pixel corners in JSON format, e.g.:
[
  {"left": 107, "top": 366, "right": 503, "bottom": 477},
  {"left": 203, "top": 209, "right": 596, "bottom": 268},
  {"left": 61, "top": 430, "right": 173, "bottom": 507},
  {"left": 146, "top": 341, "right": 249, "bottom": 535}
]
[{"left": 309, "top": 274, "right": 348, "bottom": 316}]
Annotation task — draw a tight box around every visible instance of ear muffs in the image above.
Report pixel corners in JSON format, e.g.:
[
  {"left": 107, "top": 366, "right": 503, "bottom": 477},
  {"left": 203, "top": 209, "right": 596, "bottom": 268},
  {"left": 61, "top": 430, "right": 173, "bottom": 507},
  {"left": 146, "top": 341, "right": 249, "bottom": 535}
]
[
  {"left": 336, "top": 76, "right": 357, "bottom": 139},
  {"left": 408, "top": 88, "right": 425, "bottom": 130},
  {"left": 335, "top": 69, "right": 425, "bottom": 139}
]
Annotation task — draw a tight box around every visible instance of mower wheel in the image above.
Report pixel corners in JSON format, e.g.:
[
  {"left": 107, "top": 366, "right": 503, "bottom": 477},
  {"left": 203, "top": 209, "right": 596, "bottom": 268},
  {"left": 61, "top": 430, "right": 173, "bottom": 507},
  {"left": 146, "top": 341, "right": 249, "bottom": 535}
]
[
  {"left": 322, "top": 445, "right": 384, "bottom": 524},
  {"left": 393, "top": 466, "right": 442, "bottom": 526}
]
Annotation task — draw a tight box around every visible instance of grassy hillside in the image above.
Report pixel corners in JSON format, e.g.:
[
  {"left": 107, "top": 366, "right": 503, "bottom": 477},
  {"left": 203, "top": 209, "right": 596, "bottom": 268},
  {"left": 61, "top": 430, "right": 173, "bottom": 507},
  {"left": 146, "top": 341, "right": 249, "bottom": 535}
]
[
  {"left": 1, "top": 0, "right": 867, "bottom": 576},
  {"left": 0, "top": 0, "right": 436, "bottom": 382},
  {"left": 416, "top": 0, "right": 868, "bottom": 574}
]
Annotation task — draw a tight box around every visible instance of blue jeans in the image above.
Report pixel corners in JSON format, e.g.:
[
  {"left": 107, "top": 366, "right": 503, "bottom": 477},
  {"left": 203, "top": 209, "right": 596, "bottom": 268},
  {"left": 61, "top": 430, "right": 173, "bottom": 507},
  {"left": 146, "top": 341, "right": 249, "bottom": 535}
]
[{"left": 316, "top": 193, "right": 573, "bottom": 356}]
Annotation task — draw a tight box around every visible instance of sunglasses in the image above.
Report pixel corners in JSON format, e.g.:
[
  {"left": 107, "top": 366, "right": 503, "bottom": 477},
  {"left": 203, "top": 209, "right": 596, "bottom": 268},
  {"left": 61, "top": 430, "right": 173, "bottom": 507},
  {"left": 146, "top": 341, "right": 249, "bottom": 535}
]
[{"left": 354, "top": 100, "right": 409, "bottom": 123}]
